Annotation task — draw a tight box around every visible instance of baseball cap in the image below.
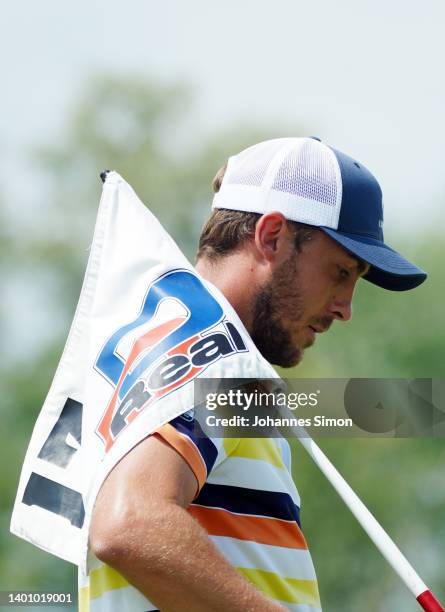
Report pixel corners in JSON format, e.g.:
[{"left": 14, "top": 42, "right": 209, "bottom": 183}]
[{"left": 212, "top": 137, "right": 427, "bottom": 291}]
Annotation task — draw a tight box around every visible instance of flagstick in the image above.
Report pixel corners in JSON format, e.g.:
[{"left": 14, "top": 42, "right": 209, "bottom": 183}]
[{"left": 293, "top": 430, "right": 444, "bottom": 611}]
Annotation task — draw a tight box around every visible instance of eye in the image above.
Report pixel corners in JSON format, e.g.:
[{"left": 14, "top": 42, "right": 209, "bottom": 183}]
[{"left": 339, "top": 267, "right": 350, "bottom": 280}]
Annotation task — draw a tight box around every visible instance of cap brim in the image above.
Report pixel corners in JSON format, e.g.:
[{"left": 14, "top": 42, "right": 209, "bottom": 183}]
[{"left": 320, "top": 228, "right": 427, "bottom": 291}]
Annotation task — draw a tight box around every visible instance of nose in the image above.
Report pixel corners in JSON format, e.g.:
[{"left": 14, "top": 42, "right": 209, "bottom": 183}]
[{"left": 327, "top": 291, "right": 353, "bottom": 322}]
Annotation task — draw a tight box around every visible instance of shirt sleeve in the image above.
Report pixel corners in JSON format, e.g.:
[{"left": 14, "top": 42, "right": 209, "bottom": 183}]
[{"left": 154, "top": 412, "right": 223, "bottom": 496}]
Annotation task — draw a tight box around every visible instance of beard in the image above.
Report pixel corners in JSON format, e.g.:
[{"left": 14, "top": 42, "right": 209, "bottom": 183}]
[{"left": 250, "top": 255, "right": 306, "bottom": 368}]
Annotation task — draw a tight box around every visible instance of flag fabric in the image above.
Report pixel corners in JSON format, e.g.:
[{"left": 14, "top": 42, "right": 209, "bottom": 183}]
[{"left": 10, "top": 172, "right": 278, "bottom": 574}]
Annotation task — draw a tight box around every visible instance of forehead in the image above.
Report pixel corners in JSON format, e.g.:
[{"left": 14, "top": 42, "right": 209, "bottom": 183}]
[{"left": 310, "top": 231, "right": 369, "bottom": 275}]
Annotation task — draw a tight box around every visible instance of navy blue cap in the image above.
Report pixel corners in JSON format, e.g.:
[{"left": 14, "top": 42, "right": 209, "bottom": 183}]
[
  {"left": 320, "top": 145, "right": 427, "bottom": 291},
  {"left": 213, "top": 136, "right": 427, "bottom": 291}
]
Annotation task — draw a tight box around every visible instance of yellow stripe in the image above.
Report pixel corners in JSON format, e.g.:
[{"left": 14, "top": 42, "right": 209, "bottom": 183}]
[
  {"left": 88, "top": 564, "right": 130, "bottom": 599},
  {"left": 237, "top": 567, "right": 321, "bottom": 607},
  {"left": 227, "top": 438, "right": 285, "bottom": 468},
  {"left": 223, "top": 437, "right": 240, "bottom": 456},
  {"left": 78, "top": 585, "right": 90, "bottom": 612}
]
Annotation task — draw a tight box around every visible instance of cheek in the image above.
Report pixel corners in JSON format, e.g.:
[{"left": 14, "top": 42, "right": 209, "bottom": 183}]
[
  {"left": 281, "top": 288, "right": 306, "bottom": 323},
  {"left": 272, "top": 260, "right": 332, "bottom": 324},
  {"left": 301, "top": 276, "right": 333, "bottom": 311}
]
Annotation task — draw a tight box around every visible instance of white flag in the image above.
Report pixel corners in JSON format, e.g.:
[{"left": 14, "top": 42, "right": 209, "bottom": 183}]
[{"left": 11, "top": 172, "right": 277, "bottom": 573}]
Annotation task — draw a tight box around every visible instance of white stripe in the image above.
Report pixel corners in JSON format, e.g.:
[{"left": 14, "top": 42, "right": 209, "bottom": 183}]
[
  {"left": 207, "top": 456, "right": 301, "bottom": 507},
  {"left": 210, "top": 536, "right": 317, "bottom": 581}
]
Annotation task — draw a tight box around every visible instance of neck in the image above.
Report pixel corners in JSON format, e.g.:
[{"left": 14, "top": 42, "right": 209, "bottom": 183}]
[{"left": 195, "top": 254, "right": 257, "bottom": 334}]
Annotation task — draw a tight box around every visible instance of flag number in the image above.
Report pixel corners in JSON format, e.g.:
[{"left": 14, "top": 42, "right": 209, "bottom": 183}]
[{"left": 21, "top": 398, "right": 85, "bottom": 528}]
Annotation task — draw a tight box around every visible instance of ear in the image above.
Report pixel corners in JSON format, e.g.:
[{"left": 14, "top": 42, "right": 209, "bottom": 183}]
[{"left": 254, "top": 212, "right": 291, "bottom": 263}]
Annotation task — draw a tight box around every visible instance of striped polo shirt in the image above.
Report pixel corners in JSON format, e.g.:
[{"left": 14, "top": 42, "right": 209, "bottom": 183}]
[{"left": 78, "top": 413, "right": 321, "bottom": 611}]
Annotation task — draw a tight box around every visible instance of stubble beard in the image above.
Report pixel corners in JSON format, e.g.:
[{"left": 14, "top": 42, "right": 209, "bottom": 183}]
[{"left": 250, "top": 255, "right": 306, "bottom": 368}]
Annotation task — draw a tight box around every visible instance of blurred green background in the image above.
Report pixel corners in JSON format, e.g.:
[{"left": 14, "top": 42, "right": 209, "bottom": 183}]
[{"left": 1, "top": 2, "right": 444, "bottom": 610}]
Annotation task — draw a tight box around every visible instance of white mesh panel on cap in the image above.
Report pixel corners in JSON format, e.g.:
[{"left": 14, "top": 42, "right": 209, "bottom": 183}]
[
  {"left": 224, "top": 139, "right": 288, "bottom": 187},
  {"left": 272, "top": 139, "right": 338, "bottom": 205},
  {"left": 212, "top": 137, "right": 343, "bottom": 230}
]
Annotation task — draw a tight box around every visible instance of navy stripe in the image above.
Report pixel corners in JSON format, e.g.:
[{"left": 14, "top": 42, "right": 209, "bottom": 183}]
[
  {"left": 169, "top": 415, "right": 218, "bottom": 475},
  {"left": 192, "top": 483, "right": 301, "bottom": 527}
]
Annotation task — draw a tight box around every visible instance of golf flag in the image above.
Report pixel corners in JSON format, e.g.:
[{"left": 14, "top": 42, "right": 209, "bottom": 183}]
[{"left": 10, "top": 172, "right": 277, "bottom": 574}]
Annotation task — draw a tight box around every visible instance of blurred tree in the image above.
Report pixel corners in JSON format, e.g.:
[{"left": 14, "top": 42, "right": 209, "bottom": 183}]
[
  {"left": 0, "top": 204, "right": 11, "bottom": 343},
  {"left": 2, "top": 72, "right": 443, "bottom": 611}
]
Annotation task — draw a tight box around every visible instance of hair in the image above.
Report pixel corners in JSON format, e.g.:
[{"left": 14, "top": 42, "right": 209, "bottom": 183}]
[{"left": 196, "top": 164, "right": 315, "bottom": 262}]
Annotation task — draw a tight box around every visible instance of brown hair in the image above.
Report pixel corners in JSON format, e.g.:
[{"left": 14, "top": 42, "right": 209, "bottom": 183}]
[{"left": 197, "top": 164, "right": 315, "bottom": 262}]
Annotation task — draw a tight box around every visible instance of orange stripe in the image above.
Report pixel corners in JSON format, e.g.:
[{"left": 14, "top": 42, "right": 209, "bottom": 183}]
[
  {"left": 155, "top": 424, "right": 207, "bottom": 493},
  {"left": 188, "top": 505, "right": 308, "bottom": 550}
]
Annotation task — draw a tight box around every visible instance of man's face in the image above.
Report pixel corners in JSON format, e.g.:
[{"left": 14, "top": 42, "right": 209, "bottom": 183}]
[{"left": 251, "top": 230, "right": 369, "bottom": 367}]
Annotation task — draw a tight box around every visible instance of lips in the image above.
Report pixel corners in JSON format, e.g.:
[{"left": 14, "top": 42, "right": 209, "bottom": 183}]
[
  {"left": 308, "top": 319, "right": 333, "bottom": 334},
  {"left": 305, "top": 323, "right": 330, "bottom": 346},
  {"left": 304, "top": 320, "right": 333, "bottom": 348}
]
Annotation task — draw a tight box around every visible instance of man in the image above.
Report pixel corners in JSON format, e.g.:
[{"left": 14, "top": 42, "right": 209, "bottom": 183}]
[{"left": 85, "top": 137, "right": 426, "bottom": 611}]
